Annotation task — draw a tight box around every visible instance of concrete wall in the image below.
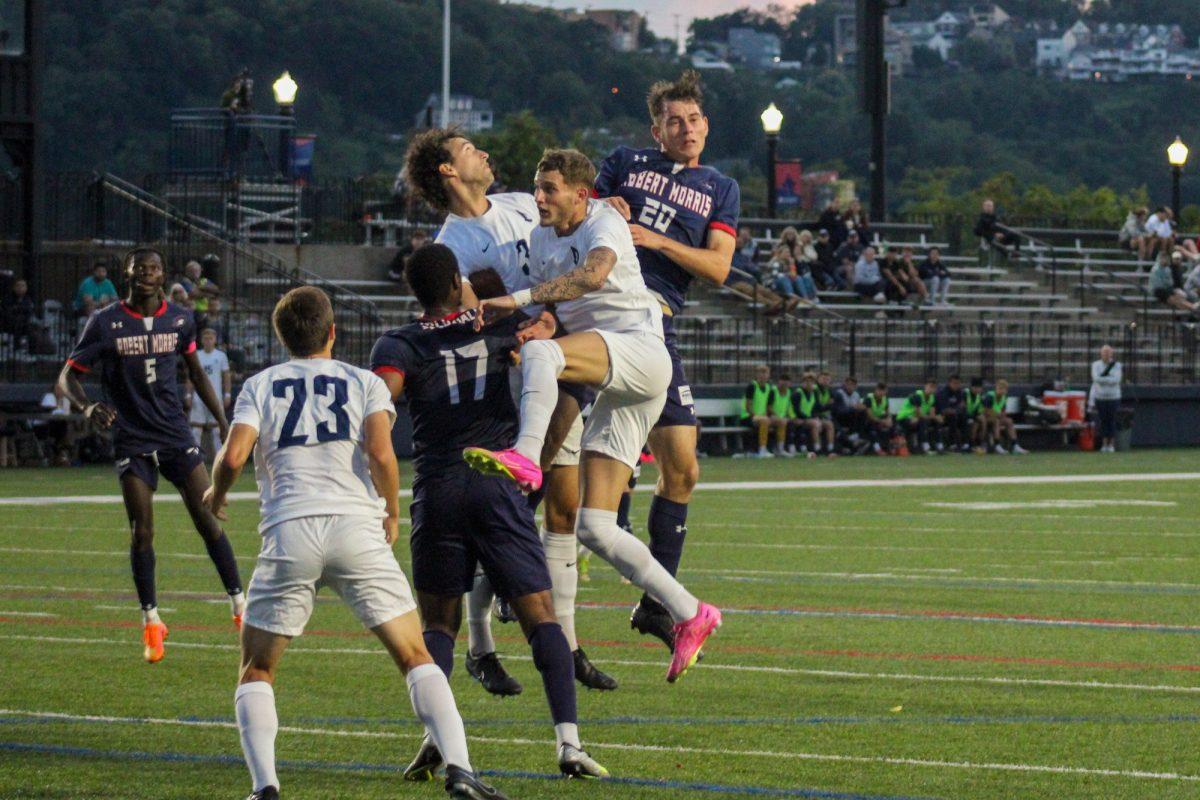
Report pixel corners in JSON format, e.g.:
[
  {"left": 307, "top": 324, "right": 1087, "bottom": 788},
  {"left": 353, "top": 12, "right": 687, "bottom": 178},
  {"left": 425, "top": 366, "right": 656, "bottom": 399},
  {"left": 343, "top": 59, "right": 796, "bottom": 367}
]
[{"left": 259, "top": 244, "right": 399, "bottom": 283}]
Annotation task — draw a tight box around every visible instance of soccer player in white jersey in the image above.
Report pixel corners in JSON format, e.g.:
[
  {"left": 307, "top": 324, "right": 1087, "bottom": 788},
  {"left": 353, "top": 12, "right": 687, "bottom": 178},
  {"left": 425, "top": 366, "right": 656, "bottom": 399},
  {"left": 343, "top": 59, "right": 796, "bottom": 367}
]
[
  {"left": 465, "top": 149, "right": 720, "bottom": 683},
  {"left": 188, "top": 328, "right": 230, "bottom": 459},
  {"left": 405, "top": 129, "right": 617, "bottom": 694},
  {"left": 204, "top": 287, "right": 506, "bottom": 800}
]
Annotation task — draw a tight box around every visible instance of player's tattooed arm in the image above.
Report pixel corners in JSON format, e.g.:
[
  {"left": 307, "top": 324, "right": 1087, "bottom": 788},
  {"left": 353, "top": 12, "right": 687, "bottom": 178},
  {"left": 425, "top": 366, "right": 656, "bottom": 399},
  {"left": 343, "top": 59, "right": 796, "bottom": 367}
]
[
  {"left": 57, "top": 362, "right": 116, "bottom": 428},
  {"left": 184, "top": 350, "right": 230, "bottom": 441},
  {"left": 530, "top": 246, "right": 616, "bottom": 305}
]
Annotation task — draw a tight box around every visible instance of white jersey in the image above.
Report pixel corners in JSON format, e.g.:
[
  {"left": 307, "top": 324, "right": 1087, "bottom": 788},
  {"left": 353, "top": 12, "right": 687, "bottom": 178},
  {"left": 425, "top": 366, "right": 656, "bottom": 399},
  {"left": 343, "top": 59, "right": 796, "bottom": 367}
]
[
  {"left": 529, "top": 200, "right": 663, "bottom": 337},
  {"left": 232, "top": 358, "right": 396, "bottom": 532},
  {"left": 436, "top": 192, "right": 539, "bottom": 292},
  {"left": 196, "top": 347, "right": 229, "bottom": 397}
]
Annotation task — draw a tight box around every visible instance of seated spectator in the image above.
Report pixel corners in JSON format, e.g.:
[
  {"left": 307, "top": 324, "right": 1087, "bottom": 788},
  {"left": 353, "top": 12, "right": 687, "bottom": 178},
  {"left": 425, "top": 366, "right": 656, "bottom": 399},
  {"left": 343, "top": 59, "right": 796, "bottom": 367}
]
[
  {"left": 169, "top": 283, "right": 193, "bottom": 309},
  {"left": 813, "top": 228, "right": 842, "bottom": 289},
  {"left": 879, "top": 246, "right": 911, "bottom": 304},
  {"left": 833, "top": 375, "right": 866, "bottom": 450},
  {"left": 918, "top": 246, "right": 951, "bottom": 306},
  {"left": 965, "top": 377, "right": 987, "bottom": 453},
  {"left": 740, "top": 365, "right": 786, "bottom": 459},
  {"left": 936, "top": 374, "right": 970, "bottom": 452},
  {"left": 770, "top": 373, "right": 799, "bottom": 457},
  {"left": 771, "top": 228, "right": 819, "bottom": 303},
  {"left": 864, "top": 381, "right": 896, "bottom": 455},
  {"left": 899, "top": 246, "right": 929, "bottom": 304},
  {"left": 793, "top": 371, "right": 835, "bottom": 458},
  {"left": 73, "top": 261, "right": 118, "bottom": 320},
  {"left": 833, "top": 230, "right": 864, "bottom": 282},
  {"left": 897, "top": 378, "right": 943, "bottom": 455},
  {"left": 815, "top": 370, "right": 838, "bottom": 453},
  {"left": 1178, "top": 236, "right": 1200, "bottom": 261},
  {"left": 1183, "top": 257, "right": 1200, "bottom": 301},
  {"left": 387, "top": 229, "right": 430, "bottom": 281},
  {"left": 817, "top": 198, "right": 845, "bottom": 247},
  {"left": 1149, "top": 254, "right": 1199, "bottom": 314},
  {"left": 973, "top": 198, "right": 1014, "bottom": 260},
  {"left": 1, "top": 278, "right": 38, "bottom": 346},
  {"left": 727, "top": 226, "right": 793, "bottom": 313},
  {"left": 1118, "top": 207, "right": 1151, "bottom": 262},
  {"left": 734, "top": 226, "right": 758, "bottom": 270},
  {"left": 982, "top": 379, "right": 1028, "bottom": 454},
  {"left": 842, "top": 199, "right": 870, "bottom": 243},
  {"left": 1144, "top": 207, "right": 1175, "bottom": 259},
  {"left": 853, "top": 247, "right": 887, "bottom": 304}
]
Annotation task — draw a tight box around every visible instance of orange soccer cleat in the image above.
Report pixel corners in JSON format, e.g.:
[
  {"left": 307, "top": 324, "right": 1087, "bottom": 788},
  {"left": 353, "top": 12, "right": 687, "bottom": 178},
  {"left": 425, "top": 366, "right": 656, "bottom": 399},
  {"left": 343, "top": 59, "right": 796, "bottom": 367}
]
[{"left": 142, "top": 620, "right": 168, "bottom": 663}]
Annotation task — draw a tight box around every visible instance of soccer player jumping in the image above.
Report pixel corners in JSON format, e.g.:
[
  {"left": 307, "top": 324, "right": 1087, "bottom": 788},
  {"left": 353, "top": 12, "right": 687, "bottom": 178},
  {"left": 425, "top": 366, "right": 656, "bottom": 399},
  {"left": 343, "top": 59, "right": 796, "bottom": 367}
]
[
  {"left": 595, "top": 70, "right": 739, "bottom": 652},
  {"left": 465, "top": 148, "right": 720, "bottom": 683},
  {"left": 57, "top": 247, "right": 244, "bottom": 663}
]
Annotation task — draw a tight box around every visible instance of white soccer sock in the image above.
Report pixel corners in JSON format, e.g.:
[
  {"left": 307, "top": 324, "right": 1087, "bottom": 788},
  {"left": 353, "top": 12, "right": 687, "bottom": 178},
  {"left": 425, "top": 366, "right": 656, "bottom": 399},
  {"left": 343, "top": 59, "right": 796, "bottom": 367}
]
[
  {"left": 142, "top": 606, "right": 161, "bottom": 625},
  {"left": 235, "top": 681, "right": 279, "bottom": 792},
  {"left": 466, "top": 572, "right": 496, "bottom": 658},
  {"left": 541, "top": 529, "right": 579, "bottom": 651},
  {"left": 230, "top": 591, "right": 246, "bottom": 617},
  {"left": 575, "top": 507, "right": 699, "bottom": 623},
  {"left": 514, "top": 340, "right": 566, "bottom": 463},
  {"left": 407, "top": 662, "right": 472, "bottom": 773},
  {"left": 555, "top": 721, "right": 581, "bottom": 750}
]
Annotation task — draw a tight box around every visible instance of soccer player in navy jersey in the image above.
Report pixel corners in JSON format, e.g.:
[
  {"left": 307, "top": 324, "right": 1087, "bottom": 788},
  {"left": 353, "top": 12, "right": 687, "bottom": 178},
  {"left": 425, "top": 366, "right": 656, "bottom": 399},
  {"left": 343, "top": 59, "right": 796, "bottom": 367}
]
[
  {"left": 594, "top": 70, "right": 740, "bottom": 651},
  {"left": 371, "top": 244, "right": 607, "bottom": 780},
  {"left": 56, "top": 248, "right": 244, "bottom": 663}
]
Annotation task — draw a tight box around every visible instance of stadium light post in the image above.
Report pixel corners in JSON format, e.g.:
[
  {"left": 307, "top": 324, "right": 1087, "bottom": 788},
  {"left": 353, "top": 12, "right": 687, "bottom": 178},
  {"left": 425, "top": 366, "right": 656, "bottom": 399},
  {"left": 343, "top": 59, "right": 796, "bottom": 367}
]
[
  {"left": 442, "top": 0, "right": 451, "bottom": 127},
  {"left": 761, "top": 102, "right": 783, "bottom": 219},
  {"left": 1168, "top": 136, "right": 1188, "bottom": 221}
]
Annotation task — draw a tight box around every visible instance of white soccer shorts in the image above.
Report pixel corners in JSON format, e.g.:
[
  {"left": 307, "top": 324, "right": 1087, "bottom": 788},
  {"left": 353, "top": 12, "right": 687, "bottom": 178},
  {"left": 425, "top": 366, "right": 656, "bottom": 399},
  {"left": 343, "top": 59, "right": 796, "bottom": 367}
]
[
  {"left": 582, "top": 330, "right": 670, "bottom": 468},
  {"left": 551, "top": 413, "right": 583, "bottom": 467},
  {"left": 244, "top": 514, "right": 416, "bottom": 637},
  {"left": 189, "top": 402, "right": 218, "bottom": 426}
]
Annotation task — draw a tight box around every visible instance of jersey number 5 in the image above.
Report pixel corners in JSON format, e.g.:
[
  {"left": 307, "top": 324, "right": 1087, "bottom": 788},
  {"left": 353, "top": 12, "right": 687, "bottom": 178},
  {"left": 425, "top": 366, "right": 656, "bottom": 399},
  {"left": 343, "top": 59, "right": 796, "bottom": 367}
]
[
  {"left": 638, "top": 197, "right": 677, "bottom": 233},
  {"left": 272, "top": 376, "right": 351, "bottom": 448},
  {"left": 440, "top": 341, "right": 489, "bottom": 405}
]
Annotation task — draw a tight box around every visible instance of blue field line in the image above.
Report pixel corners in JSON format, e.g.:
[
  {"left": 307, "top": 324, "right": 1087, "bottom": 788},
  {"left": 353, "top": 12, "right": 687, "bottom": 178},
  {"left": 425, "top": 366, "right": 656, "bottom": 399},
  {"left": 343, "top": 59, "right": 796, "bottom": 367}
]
[{"left": 0, "top": 741, "right": 938, "bottom": 800}]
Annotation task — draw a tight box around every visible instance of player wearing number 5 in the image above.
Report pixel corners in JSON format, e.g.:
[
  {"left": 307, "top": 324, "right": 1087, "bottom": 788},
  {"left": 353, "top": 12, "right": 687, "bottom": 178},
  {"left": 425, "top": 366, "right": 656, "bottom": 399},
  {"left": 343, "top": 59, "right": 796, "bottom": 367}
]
[{"left": 57, "top": 247, "right": 244, "bottom": 664}]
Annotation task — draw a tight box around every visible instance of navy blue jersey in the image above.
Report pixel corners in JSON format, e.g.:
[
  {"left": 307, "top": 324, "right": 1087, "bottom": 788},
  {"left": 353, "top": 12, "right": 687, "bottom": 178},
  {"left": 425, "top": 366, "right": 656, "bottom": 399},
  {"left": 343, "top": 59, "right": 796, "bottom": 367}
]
[
  {"left": 67, "top": 300, "right": 198, "bottom": 458},
  {"left": 370, "top": 309, "right": 523, "bottom": 478},
  {"left": 595, "top": 145, "right": 740, "bottom": 315}
]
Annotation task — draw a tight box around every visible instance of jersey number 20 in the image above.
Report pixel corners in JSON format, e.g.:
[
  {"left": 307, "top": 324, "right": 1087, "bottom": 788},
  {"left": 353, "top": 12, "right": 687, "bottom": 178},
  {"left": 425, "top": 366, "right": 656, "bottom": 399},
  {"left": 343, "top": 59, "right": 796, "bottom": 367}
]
[
  {"left": 638, "top": 197, "right": 677, "bottom": 233},
  {"left": 272, "top": 376, "right": 350, "bottom": 447}
]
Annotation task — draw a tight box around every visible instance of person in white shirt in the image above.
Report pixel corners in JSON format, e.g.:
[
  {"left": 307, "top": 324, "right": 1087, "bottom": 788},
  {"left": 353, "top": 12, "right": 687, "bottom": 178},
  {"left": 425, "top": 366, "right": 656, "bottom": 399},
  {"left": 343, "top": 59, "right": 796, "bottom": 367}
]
[
  {"left": 403, "top": 128, "right": 617, "bottom": 694},
  {"left": 468, "top": 148, "right": 720, "bottom": 684},
  {"left": 204, "top": 287, "right": 505, "bottom": 800},
  {"left": 1144, "top": 207, "right": 1175, "bottom": 258},
  {"left": 188, "top": 328, "right": 231, "bottom": 459},
  {"left": 1089, "top": 344, "right": 1122, "bottom": 453}
]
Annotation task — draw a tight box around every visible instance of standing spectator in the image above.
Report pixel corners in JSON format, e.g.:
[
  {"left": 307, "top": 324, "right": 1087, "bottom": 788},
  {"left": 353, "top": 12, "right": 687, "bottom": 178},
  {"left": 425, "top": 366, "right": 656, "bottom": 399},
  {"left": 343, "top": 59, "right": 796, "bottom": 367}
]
[
  {"left": 853, "top": 247, "right": 887, "bottom": 304},
  {"left": 896, "top": 378, "right": 942, "bottom": 454},
  {"left": 1149, "top": 253, "right": 1198, "bottom": 313},
  {"left": 1144, "top": 207, "right": 1175, "bottom": 260},
  {"left": 833, "top": 375, "right": 866, "bottom": 450},
  {"left": 936, "top": 374, "right": 970, "bottom": 452},
  {"left": 740, "top": 365, "right": 784, "bottom": 459},
  {"left": 865, "top": 382, "right": 895, "bottom": 455},
  {"left": 983, "top": 379, "right": 1028, "bottom": 454},
  {"left": 1, "top": 278, "right": 38, "bottom": 347},
  {"left": 220, "top": 68, "right": 254, "bottom": 113},
  {"left": 879, "top": 246, "right": 910, "bottom": 304},
  {"left": 73, "top": 262, "right": 118, "bottom": 321},
  {"left": 1089, "top": 344, "right": 1122, "bottom": 453},
  {"left": 187, "top": 329, "right": 231, "bottom": 461},
  {"left": 973, "top": 199, "right": 1013, "bottom": 261},
  {"left": 919, "top": 247, "right": 951, "bottom": 306},
  {"left": 1119, "top": 207, "right": 1152, "bottom": 263},
  {"left": 842, "top": 199, "right": 870, "bottom": 243},
  {"left": 817, "top": 199, "right": 845, "bottom": 247},
  {"left": 387, "top": 229, "right": 430, "bottom": 282},
  {"left": 180, "top": 260, "right": 220, "bottom": 330},
  {"left": 813, "top": 229, "right": 841, "bottom": 289}
]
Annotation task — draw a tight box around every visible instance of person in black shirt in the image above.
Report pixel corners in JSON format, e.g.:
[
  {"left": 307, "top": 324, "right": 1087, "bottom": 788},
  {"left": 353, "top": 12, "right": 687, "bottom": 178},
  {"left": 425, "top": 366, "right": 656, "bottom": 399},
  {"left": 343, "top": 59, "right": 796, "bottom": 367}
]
[
  {"left": 387, "top": 229, "right": 430, "bottom": 282},
  {"left": 880, "top": 246, "right": 910, "bottom": 304},
  {"left": 974, "top": 199, "right": 1014, "bottom": 261},
  {"left": 1, "top": 277, "right": 37, "bottom": 345},
  {"left": 813, "top": 229, "right": 842, "bottom": 289},
  {"left": 918, "top": 246, "right": 951, "bottom": 306},
  {"left": 936, "top": 374, "right": 969, "bottom": 452},
  {"left": 817, "top": 199, "right": 845, "bottom": 247}
]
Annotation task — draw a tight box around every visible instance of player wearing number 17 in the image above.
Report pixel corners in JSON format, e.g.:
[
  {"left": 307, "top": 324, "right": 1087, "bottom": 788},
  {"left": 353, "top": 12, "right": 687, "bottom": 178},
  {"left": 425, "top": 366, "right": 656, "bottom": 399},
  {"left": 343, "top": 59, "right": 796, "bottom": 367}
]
[{"left": 57, "top": 247, "right": 244, "bottom": 664}]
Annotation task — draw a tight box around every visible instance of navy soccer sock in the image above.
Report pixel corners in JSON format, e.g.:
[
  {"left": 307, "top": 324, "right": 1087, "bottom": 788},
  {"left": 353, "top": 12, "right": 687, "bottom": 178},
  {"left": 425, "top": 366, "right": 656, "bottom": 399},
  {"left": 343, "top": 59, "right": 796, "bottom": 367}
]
[
  {"left": 423, "top": 629, "right": 456, "bottom": 678},
  {"left": 639, "top": 496, "right": 689, "bottom": 613},
  {"left": 526, "top": 485, "right": 546, "bottom": 512},
  {"left": 616, "top": 491, "right": 632, "bottom": 533},
  {"left": 130, "top": 545, "right": 157, "bottom": 611},
  {"left": 204, "top": 533, "right": 243, "bottom": 595},
  {"left": 528, "top": 622, "right": 576, "bottom": 726}
]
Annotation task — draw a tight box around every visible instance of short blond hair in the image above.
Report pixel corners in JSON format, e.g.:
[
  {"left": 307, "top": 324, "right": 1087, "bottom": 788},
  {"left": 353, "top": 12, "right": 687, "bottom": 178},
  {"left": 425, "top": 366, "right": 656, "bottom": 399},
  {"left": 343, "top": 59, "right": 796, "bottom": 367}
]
[{"left": 536, "top": 148, "right": 596, "bottom": 189}]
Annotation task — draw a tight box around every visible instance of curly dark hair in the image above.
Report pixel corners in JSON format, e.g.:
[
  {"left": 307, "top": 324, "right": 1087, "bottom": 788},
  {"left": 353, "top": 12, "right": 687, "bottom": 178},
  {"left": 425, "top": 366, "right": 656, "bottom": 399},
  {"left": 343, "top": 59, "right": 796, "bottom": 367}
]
[
  {"left": 646, "top": 69, "right": 705, "bottom": 123},
  {"left": 404, "top": 128, "right": 461, "bottom": 212}
]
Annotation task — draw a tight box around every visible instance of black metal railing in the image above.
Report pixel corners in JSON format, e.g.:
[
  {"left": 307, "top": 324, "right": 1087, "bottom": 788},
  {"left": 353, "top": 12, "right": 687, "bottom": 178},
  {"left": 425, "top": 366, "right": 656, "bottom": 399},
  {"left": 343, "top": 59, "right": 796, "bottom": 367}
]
[{"left": 169, "top": 108, "right": 295, "bottom": 179}]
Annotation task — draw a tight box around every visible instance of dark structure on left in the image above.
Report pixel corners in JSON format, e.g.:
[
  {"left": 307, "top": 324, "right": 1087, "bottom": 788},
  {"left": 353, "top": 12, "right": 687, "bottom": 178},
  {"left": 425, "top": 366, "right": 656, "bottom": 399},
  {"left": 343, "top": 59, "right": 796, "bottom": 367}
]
[{"left": 0, "top": 0, "right": 42, "bottom": 291}]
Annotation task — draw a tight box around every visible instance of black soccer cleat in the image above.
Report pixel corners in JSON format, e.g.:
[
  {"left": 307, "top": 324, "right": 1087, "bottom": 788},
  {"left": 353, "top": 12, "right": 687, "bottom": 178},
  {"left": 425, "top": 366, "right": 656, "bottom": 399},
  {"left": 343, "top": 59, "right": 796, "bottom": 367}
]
[
  {"left": 245, "top": 787, "right": 279, "bottom": 800},
  {"left": 465, "top": 652, "right": 523, "bottom": 696},
  {"left": 573, "top": 647, "right": 618, "bottom": 691},
  {"left": 630, "top": 600, "right": 676, "bottom": 654},
  {"left": 445, "top": 765, "right": 509, "bottom": 800},
  {"left": 492, "top": 596, "right": 518, "bottom": 624},
  {"left": 404, "top": 733, "right": 444, "bottom": 782}
]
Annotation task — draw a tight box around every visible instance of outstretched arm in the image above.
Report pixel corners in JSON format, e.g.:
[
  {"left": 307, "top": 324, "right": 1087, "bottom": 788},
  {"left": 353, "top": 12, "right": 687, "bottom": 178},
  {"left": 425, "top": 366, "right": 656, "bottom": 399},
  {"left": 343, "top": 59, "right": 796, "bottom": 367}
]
[{"left": 476, "top": 247, "right": 616, "bottom": 326}]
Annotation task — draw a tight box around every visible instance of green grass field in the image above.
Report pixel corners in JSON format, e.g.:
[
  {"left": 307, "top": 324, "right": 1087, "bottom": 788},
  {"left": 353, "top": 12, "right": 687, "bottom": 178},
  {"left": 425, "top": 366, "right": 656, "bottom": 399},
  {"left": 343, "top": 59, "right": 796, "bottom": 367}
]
[{"left": 2, "top": 449, "right": 1199, "bottom": 799}]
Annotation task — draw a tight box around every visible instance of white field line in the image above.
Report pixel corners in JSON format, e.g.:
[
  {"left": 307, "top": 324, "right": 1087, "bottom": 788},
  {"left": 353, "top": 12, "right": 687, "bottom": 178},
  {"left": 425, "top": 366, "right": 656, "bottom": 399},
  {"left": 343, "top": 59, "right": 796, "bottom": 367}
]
[
  {"left": 1, "top": 707, "right": 1197, "bottom": 783},
  {"left": 93, "top": 605, "right": 175, "bottom": 614},
  {"left": 0, "top": 546, "right": 256, "bottom": 562},
  {"left": 682, "top": 567, "right": 1200, "bottom": 591},
  {"left": 2, "top": 632, "right": 1199, "bottom": 696},
  {"left": 0, "top": 611, "right": 55, "bottom": 617},
  {"left": 2, "top": 471, "right": 1199, "bottom": 507},
  {"left": 926, "top": 500, "right": 1177, "bottom": 511},
  {"left": 683, "top": 541, "right": 1192, "bottom": 562}
]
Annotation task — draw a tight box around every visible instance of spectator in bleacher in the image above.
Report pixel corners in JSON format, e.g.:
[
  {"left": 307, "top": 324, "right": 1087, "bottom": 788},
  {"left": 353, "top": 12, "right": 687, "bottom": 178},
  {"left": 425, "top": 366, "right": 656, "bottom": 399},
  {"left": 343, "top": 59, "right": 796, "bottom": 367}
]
[
  {"left": 879, "top": 246, "right": 911, "bottom": 304},
  {"left": 983, "top": 379, "right": 1029, "bottom": 454},
  {"left": 936, "top": 374, "right": 970, "bottom": 453},
  {"left": 973, "top": 199, "right": 1013, "bottom": 259},
  {"left": 770, "top": 373, "right": 799, "bottom": 457},
  {"left": 726, "top": 229, "right": 792, "bottom": 314},
  {"left": 72, "top": 262, "right": 118, "bottom": 320},
  {"left": 1149, "top": 253, "right": 1199, "bottom": 314},
  {"left": 1, "top": 278, "right": 38, "bottom": 346},
  {"left": 1118, "top": 207, "right": 1152, "bottom": 263},
  {"left": 853, "top": 246, "right": 887, "bottom": 305},
  {"left": 169, "top": 283, "right": 193, "bottom": 309},
  {"left": 770, "top": 228, "right": 819, "bottom": 304},
  {"left": 1089, "top": 344, "right": 1122, "bottom": 454},
  {"left": 180, "top": 259, "right": 220, "bottom": 330},
  {"left": 899, "top": 246, "right": 929, "bottom": 306},
  {"left": 1183, "top": 257, "right": 1200, "bottom": 301},
  {"left": 918, "top": 246, "right": 951, "bottom": 306},
  {"left": 817, "top": 198, "right": 846, "bottom": 247},
  {"left": 833, "top": 375, "right": 866, "bottom": 450},
  {"left": 735, "top": 226, "right": 758, "bottom": 267},
  {"left": 865, "top": 382, "right": 895, "bottom": 455},
  {"left": 741, "top": 365, "right": 785, "bottom": 459},
  {"left": 813, "top": 229, "right": 842, "bottom": 289},
  {"left": 1144, "top": 207, "right": 1175, "bottom": 259},
  {"left": 842, "top": 199, "right": 870, "bottom": 243},
  {"left": 834, "top": 229, "right": 863, "bottom": 280},
  {"left": 897, "top": 378, "right": 942, "bottom": 455},
  {"left": 387, "top": 229, "right": 430, "bottom": 282}
]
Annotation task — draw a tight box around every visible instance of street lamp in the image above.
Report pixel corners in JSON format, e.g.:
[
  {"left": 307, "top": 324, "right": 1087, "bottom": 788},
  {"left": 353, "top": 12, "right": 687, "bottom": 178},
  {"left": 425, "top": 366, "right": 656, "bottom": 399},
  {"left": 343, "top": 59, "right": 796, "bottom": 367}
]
[
  {"left": 272, "top": 71, "right": 298, "bottom": 113},
  {"left": 272, "top": 72, "right": 298, "bottom": 179},
  {"left": 761, "top": 103, "right": 783, "bottom": 218},
  {"left": 1168, "top": 136, "right": 1189, "bottom": 221}
]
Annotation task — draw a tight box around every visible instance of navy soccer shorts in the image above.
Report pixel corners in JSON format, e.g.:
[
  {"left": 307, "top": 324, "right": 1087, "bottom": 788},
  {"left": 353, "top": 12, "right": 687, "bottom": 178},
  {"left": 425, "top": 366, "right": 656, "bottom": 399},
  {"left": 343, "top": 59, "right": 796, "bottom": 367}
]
[
  {"left": 409, "top": 465, "right": 552, "bottom": 601},
  {"left": 116, "top": 445, "right": 204, "bottom": 492},
  {"left": 653, "top": 314, "right": 697, "bottom": 429}
]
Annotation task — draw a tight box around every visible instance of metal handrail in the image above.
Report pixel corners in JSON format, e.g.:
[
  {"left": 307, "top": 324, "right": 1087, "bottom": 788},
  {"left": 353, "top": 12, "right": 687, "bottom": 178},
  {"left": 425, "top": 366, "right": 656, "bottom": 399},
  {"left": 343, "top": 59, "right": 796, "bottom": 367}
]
[{"left": 1006, "top": 225, "right": 1060, "bottom": 296}]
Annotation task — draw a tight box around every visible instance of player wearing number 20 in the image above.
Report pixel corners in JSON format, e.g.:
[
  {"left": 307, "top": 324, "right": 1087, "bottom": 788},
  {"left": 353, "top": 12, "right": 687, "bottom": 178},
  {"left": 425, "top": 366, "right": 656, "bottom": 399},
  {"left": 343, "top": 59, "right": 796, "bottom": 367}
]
[{"left": 57, "top": 247, "right": 244, "bottom": 664}]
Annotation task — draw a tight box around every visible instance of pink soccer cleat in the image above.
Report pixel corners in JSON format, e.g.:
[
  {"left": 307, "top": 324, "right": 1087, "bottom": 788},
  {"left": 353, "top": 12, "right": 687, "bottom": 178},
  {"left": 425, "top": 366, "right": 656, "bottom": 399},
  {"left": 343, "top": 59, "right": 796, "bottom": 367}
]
[
  {"left": 667, "top": 602, "right": 721, "bottom": 683},
  {"left": 463, "top": 447, "right": 543, "bottom": 493}
]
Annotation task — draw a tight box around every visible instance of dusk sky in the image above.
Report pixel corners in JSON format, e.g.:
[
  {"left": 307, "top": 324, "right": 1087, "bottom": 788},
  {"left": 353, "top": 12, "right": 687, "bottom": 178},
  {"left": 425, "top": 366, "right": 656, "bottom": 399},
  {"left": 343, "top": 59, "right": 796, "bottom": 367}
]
[{"left": 513, "top": 0, "right": 814, "bottom": 41}]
